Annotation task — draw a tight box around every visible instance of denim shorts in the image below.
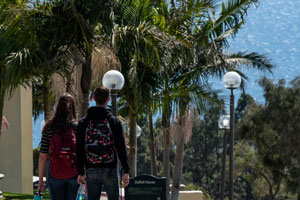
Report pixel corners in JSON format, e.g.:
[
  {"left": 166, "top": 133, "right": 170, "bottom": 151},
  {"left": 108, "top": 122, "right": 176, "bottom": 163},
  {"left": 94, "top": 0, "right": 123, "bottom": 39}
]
[{"left": 86, "top": 167, "right": 120, "bottom": 200}]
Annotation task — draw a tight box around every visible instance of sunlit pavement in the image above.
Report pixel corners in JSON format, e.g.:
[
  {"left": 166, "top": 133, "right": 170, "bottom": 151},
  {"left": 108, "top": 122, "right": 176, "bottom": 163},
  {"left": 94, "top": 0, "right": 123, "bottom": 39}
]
[{"left": 100, "top": 189, "right": 125, "bottom": 200}]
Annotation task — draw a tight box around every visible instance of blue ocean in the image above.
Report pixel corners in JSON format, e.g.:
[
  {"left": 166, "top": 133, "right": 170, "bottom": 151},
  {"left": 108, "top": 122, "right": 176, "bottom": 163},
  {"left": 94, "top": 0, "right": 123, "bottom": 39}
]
[{"left": 32, "top": 0, "right": 300, "bottom": 148}]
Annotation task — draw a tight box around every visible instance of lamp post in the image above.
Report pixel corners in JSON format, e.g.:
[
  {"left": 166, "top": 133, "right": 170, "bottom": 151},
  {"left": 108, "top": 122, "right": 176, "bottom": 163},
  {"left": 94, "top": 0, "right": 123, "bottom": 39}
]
[
  {"left": 136, "top": 125, "right": 142, "bottom": 138},
  {"left": 126, "top": 124, "right": 142, "bottom": 138},
  {"left": 128, "top": 124, "right": 141, "bottom": 163},
  {"left": 102, "top": 70, "right": 124, "bottom": 198},
  {"left": 223, "top": 71, "right": 241, "bottom": 200},
  {"left": 102, "top": 70, "right": 125, "bottom": 116},
  {"left": 218, "top": 115, "right": 230, "bottom": 200}
]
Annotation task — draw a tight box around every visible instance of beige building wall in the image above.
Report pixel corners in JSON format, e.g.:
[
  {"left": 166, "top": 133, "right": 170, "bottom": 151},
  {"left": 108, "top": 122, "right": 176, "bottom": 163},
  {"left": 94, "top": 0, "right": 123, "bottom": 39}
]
[
  {"left": 0, "top": 86, "right": 33, "bottom": 194},
  {"left": 179, "top": 191, "right": 203, "bottom": 200}
]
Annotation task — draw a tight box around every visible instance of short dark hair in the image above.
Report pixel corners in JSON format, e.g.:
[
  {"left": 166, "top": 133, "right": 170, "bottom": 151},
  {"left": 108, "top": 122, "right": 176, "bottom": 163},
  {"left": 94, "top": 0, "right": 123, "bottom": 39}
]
[{"left": 93, "top": 86, "right": 109, "bottom": 105}]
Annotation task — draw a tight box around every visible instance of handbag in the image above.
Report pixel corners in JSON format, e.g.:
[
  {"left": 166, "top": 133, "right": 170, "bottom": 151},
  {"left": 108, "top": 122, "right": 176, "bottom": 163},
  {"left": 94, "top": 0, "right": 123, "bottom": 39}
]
[{"left": 33, "top": 190, "right": 43, "bottom": 200}]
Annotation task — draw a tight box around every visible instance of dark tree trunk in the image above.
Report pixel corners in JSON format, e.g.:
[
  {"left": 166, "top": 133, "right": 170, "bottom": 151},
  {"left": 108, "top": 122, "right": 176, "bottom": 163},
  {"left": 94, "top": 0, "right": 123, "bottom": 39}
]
[
  {"left": 170, "top": 117, "right": 185, "bottom": 200},
  {"left": 162, "top": 80, "right": 172, "bottom": 200},
  {"left": 170, "top": 0, "right": 175, "bottom": 10},
  {"left": 42, "top": 78, "right": 51, "bottom": 121},
  {"left": 79, "top": 51, "right": 92, "bottom": 118},
  {"left": 0, "top": 85, "right": 5, "bottom": 140},
  {"left": 162, "top": 107, "right": 171, "bottom": 199},
  {"left": 149, "top": 111, "right": 157, "bottom": 176},
  {"left": 66, "top": 64, "right": 76, "bottom": 93},
  {"left": 128, "top": 108, "right": 137, "bottom": 177}
]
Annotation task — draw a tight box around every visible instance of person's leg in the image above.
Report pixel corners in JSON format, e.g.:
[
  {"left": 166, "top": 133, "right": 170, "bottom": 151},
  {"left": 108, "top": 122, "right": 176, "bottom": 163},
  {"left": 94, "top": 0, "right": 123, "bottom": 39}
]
[
  {"left": 48, "top": 175, "right": 66, "bottom": 200},
  {"left": 86, "top": 168, "right": 103, "bottom": 200},
  {"left": 66, "top": 176, "right": 80, "bottom": 200},
  {"left": 102, "top": 168, "right": 119, "bottom": 200}
]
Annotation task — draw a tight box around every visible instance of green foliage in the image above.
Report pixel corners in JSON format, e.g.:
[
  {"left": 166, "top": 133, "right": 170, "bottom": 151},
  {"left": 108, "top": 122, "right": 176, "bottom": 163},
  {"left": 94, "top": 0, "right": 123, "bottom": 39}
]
[
  {"left": 136, "top": 116, "right": 175, "bottom": 176},
  {"left": 33, "top": 147, "right": 40, "bottom": 176},
  {"left": 235, "top": 93, "right": 255, "bottom": 122},
  {"left": 185, "top": 183, "right": 203, "bottom": 191},
  {"left": 183, "top": 104, "right": 223, "bottom": 199},
  {"left": 237, "top": 76, "right": 300, "bottom": 198},
  {"left": 3, "top": 192, "right": 34, "bottom": 200},
  {"left": 136, "top": 114, "right": 152, "bottom": 175},
  {"left": 0, "top": 1, "right": 277, "bottom": 198},
  {"left": 3, "top": 190, "right": 50, "bottom": 200}
]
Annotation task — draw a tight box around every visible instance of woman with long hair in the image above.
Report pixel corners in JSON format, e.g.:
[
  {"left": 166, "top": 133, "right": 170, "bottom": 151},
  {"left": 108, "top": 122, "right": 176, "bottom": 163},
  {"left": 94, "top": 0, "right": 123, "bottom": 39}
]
[{"left": 38, "top": 93, "right": 79, "bottom": 200}]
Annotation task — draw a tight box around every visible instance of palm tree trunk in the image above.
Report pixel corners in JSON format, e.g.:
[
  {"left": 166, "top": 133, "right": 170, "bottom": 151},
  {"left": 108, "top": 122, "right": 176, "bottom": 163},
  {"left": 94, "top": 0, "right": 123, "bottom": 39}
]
[
  {"left": 162, "top": 80, "right": 171, "bottom": 200},
  {"left": 79, "top": 51, "right": 92, "bottom": 118},
  {"left": 148, "top": 110, "right": 157, "bottom": 176},
  {"left": 170, "top": 0, "right": 176, "bottom": 11},
  {"left": 0, "top": 65, "right": 7, "bottom": 140},
  {"left": 128, "top": 108, "right": 137, "bottom": 177},
  {"left": 0, "top": 87, "right": 5, "bottom": 140},
  {"left": 66, "top": 64, "right": 76, "bottom": 93},
  {"left": 204, "top": 134, "right": 209, "bottom": 189},
  {"left": 162, "top": 107, "right": 171, "bottom": 199},
  {"left": 42, "top": 78, "right": 51, "bottom": 121},
  {"left": 170, "top": 117, "right": 185, "bottom": 200},
  {"left": 162, "top": 120, "right": 171, "bottom": 200}
]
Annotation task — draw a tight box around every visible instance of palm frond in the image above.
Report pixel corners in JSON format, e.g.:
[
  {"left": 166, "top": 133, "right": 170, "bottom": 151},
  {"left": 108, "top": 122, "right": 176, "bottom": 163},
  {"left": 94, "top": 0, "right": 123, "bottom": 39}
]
[
  {"left": 225, "top": 52, "right": 273, "bottom": 72},
  {"left": 201, "top": 0, "right": 258, "bottom": 45}
]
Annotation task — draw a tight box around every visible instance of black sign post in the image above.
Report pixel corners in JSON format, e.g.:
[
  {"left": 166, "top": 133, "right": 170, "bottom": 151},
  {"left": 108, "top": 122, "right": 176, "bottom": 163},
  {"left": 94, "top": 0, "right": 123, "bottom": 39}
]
[{"left": 125, "top": 175, "right": 167, "bottom": 200}]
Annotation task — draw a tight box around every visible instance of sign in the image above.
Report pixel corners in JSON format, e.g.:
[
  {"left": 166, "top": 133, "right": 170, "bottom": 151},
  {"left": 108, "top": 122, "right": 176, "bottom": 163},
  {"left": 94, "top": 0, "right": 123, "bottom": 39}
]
[{"left": 125, "top": 175, "right": 166, "bottom": 200}]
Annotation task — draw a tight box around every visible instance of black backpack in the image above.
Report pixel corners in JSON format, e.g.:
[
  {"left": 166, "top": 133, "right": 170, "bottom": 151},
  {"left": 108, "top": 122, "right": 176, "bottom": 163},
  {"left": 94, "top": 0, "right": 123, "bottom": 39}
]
[{"left": 85, "top": 118, "right": 115, "bottom": 164}]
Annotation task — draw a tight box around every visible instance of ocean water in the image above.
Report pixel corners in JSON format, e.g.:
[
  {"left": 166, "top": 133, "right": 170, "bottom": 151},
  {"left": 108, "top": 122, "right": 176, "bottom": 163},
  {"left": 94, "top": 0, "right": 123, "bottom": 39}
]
[
  {"left": 33, "top": 0, "right": 300, "bottom": 148},
  {"left": 214, "top": 0, "right": 300, "bottom": 104}
]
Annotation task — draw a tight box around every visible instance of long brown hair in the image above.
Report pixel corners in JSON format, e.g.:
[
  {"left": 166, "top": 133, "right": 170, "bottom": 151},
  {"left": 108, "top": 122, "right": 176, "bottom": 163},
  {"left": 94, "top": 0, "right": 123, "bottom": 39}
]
[{"left": 43, "top": 93, "right": 77, "bottom": 132}]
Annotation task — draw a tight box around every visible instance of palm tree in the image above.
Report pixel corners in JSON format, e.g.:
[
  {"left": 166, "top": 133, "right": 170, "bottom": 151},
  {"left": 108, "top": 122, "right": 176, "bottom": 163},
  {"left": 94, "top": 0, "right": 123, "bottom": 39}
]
[
  {"left": 151, "top": 1, "right": 272, "bottom": 199},
  {"left": 3, "top": 0, "right": 85, "bottom": 121},
  {"left": 30, "top": 0, "right": 119, "bottom": 120},
  {"left": 112, "top": 0, "right": 183, "bottom": 177},
  {"left": 58, "top": 0, "right": 117, "bottom": 118},
  {"left": 168, "top": 67, "right": 223, "bottom": 200},
  {"left": 0, "top": 0, "right": 97, "bottom": 126},
  {"left": 0, "top": 0, "right": 44, "bottom": 136}
]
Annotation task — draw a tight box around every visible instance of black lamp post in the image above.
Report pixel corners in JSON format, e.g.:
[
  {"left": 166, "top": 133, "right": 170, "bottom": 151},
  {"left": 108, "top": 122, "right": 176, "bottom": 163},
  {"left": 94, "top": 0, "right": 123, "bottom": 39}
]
[
  {"left": 223, "top": 71, "right": 241, "bottom": 200},
  {"left": 102, "top": 70, "right": 125, "bottom": 116},
  {"left": 218, "top": 115, "right": 230, "bottom": 200},
  {"left": 102, "top": 70, "right": 125, "bottom": 197}
]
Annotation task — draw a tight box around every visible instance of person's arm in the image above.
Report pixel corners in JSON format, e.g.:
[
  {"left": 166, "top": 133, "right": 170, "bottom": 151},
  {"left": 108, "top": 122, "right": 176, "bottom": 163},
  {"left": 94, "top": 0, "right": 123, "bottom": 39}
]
[
  {"left": 1, "top": 116, "right": 9, "bottom": 132},
  {"left": 122, "top": 173, "right": 130, "bottom": 187},
  {"left": 38, "top": 153, "right": 48, "bottom": 191},
  {"left": 38, "top": 127, "right": 51, "bottom": 191},
  {"left": 110, "top": 117, "right": 130, "bottom": 174},
  {"left": 76, "top": 118, "right": 87, "bottom": 177}
]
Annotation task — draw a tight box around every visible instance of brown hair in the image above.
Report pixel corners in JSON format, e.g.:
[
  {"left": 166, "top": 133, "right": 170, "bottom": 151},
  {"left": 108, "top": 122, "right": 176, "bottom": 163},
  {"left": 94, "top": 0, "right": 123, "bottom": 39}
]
[
  {"left": 43, "top": 93, "right": 77, "bottom": 131},
  {"left": 93, "top": 86, "right": 109, "bottom": 105}
]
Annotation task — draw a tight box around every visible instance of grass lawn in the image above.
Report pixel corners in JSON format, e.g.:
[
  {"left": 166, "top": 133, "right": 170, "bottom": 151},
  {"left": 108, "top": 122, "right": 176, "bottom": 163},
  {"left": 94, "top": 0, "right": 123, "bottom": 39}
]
[{"left": 3, "top": 190, "right": 50, "bottom": 200}]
